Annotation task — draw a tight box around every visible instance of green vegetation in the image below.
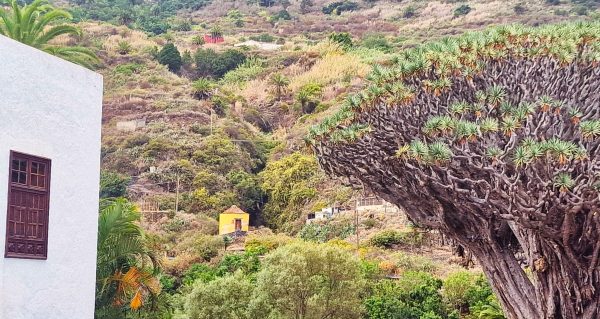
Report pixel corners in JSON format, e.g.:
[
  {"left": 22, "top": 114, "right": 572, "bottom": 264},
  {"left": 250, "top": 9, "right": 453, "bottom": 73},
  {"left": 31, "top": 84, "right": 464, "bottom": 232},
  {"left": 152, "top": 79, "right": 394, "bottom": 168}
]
[
  {"left": 0, "top": 0, "right": 98, "bottom": 68},
  {"left": 157, "top": 43, "right": 182, "bottom": 72},
  {"left": 33, "top": 0, "right": 596, "bottom": 318}
]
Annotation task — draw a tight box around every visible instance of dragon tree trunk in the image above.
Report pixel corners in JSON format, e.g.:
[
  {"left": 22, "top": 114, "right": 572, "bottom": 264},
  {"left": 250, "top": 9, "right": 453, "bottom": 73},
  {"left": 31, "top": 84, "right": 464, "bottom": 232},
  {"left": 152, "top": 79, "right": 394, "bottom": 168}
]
[{"left": 310, "top": 23, "right": 600, "bottom": 319}]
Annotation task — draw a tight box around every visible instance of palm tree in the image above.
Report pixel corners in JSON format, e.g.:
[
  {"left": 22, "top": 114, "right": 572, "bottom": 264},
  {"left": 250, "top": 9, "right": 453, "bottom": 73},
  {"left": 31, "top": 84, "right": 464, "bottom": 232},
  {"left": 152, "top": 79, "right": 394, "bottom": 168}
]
[
  {"left": 0, "top": 0, "right": 98, "bottom": 68},
  {"left": 270, "top": 73, "right": 289, "bottom": 101},
  {"left": 96, "top": 199, "right": 160, "bottom": 316}
]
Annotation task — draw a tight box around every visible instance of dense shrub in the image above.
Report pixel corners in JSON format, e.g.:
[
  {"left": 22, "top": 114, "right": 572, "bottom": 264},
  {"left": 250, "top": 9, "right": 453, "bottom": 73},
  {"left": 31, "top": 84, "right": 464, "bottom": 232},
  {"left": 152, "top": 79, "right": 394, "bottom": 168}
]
[
  {"left": 114, "top": 63, "right": 145, "bottom": 76},
  {"left": 453, "top": 4, "right": 472, "bottom": 17},
  {"left": 194, "top": 48, "right": 246, "bottom": 79},
  {"left": 322, "top": 1, "right": 359, "bottom": 15},
  {"left": 216, "top": 252, "right": 261, "bottom": 276},
  {"left": 157, "top": 43, "right": 182, "bottom": 72},
  {"left": 365, "top": 272, "right": 456, "bottom": 319},
  {"left": 244, "top": 234, "right": 292, "bottom": 255},
  {"left": 182, "top": 263, "right": 218, "bottom": 286},
  {"left": 329, "top": 32, "right": 353, "bottom": 48},
  {"left": 99, "top": 170, "right": 130, "bottom": 198},
  {"left": 194, "top": 235, "right": 225, "bottom": 261},
  {"left": 370, "top": 229, "right": 426, "bottom": 249},
  {"left": 361, "top": 33, "right": 392, "bottom": 52},
  {"left": 299, "top": 222, "right": 355, "bottom": 242}
]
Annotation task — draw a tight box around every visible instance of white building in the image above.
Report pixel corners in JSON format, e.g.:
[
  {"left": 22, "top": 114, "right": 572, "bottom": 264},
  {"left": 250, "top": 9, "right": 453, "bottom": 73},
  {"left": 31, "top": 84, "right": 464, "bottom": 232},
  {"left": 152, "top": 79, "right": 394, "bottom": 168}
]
[{"left": 0, "top": 36, "right": 103, "bottom": 318}]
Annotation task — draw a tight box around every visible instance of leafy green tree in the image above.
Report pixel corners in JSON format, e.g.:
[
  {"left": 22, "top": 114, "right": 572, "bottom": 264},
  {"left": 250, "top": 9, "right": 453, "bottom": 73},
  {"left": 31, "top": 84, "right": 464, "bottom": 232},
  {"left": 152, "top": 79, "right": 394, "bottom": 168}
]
[
  {"left": 259, "top": 152, "right": 319, "bottom": 229},
  {"left": 185, "top": 272, "right": 254, "bottom": 319},
  {"left": 0, "top": 0, "right": 98, "bottom": 68},
  {"left": 95, "top": 199, "right": 160, "bottom": 318},
  {"left": 157, "top": 42, "right": 182, "bottom": 73},
  {"left": 252, "top": 242, "right": 364, "bottom": 319},
  {"left": 99, "top": 170, "right": 130, "bottom": 198}
]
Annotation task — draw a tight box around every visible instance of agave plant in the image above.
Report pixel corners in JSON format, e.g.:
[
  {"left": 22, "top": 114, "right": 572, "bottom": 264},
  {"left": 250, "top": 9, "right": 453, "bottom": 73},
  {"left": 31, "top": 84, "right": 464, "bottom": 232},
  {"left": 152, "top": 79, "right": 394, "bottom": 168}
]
[{"left": 0, "top": 0, "right": 98, "bottom": 68}]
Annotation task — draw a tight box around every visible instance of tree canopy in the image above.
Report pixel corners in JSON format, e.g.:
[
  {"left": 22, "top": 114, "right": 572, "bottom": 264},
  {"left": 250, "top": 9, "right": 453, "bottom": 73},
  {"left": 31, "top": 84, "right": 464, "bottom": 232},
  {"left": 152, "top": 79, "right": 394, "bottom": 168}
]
[{"left": 310, "top": 22, "right": 600, "bottom": 319}]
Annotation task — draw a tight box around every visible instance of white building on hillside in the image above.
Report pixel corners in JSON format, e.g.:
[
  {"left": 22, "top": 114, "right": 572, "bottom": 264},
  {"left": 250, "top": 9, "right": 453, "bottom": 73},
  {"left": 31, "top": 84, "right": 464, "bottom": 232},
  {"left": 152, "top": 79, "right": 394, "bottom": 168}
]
[{"left": 0, "top": 35, "right": 103, "bottom": 318}]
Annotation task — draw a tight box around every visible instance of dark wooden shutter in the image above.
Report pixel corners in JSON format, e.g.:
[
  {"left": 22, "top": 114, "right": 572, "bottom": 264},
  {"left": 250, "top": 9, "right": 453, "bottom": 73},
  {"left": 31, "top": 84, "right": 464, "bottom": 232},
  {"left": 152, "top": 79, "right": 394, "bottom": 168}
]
[{"left": 5, "top": 151, "right": 51, "bottom": 259}]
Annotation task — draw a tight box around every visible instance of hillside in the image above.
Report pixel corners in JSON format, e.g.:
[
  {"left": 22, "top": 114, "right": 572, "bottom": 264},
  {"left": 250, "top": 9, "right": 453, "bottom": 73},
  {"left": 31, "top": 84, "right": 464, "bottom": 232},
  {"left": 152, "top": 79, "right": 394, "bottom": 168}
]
[{"left": 19, "top": 0, "right": 598, "bottom": 317}]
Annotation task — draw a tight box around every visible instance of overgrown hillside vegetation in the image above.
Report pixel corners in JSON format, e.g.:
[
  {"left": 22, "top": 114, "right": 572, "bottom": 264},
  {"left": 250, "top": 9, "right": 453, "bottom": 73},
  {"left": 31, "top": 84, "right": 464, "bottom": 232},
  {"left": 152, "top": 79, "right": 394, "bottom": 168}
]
[{"left": 5, "top": 0, "right": 597, "bottom": 317}]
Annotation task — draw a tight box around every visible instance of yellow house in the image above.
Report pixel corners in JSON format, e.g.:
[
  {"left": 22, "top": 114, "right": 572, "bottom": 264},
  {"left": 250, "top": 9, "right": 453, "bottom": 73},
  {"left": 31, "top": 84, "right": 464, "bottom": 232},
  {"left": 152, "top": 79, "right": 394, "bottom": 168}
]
[{"left": 219, "top": 205, "right": 250, "bottom": 235}]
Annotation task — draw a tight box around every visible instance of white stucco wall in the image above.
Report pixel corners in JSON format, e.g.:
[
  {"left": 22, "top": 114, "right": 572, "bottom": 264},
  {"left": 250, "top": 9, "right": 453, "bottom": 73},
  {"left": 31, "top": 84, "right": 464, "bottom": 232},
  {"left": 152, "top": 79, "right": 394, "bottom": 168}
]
[{"left": 0, "top": 35, "right": 103, "bottom": 318}]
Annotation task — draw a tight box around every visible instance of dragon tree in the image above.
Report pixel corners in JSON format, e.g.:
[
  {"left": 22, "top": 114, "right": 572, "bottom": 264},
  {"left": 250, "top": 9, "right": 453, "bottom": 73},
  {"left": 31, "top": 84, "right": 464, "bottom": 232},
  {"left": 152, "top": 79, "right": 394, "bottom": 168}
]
[{"left": 308, "top": 22, "right": 600, "bottom": 319}]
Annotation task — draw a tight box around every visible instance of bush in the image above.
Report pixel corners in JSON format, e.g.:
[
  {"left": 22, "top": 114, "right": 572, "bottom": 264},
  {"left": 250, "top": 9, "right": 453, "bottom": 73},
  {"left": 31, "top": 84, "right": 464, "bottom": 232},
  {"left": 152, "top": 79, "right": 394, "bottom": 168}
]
[
  {"left": 216, "top": 252, "right": 261, "bottom": 276},
  {"left": 249, "top": 33, "right": 276, "bottom": 42},
  {"left": 322, "top": 1, "right": 359, "bottom": 15},
  {"left": 329, "top": 32, "right": 353, "bottom": 49},
  {"left": 192, "top": 35, "right": 205, "bottom": 45},
  {"left": 182, "top": 263, "right": 217, "bottom": 286},
  {"left": 513, "top": 3, "right": 527, "bottom": 14},
  {"left": 403, "top": 5, "right": 418, "bottom": 18},
  {"left": 453, "top": 4, "right": 472, "bottom": 17},
  {"left": 194, "top": 235, "right": 225, "bottom": 261},
  {"left": 157, "top": 43, "right": 182, "bottom": 73},
  {"left": 369, "top": 230, "right": 402, "bottom": 248},
  {"left": 114, "top": 63, "right": 145, "bottom": 76},
  {"left": 99, "top": 171, "right": 130, "bottom": 198},
  {"left": 299, "top": 222, "right": 355, "bottom": 242},
  {"left": 194, "top": 48, "right": 246, "bottom": 79},
  {"left": 244, "top": 234, "right": 292, "bottom": 255},
  {"left": 365, "top": 272, "right": 454, "bottom": 319},
  {"left": 361, "top": 33, "right": 392, "bottom": 52},
  {"left": 396, "top": 253, "right": 437, "bottom": 273}
]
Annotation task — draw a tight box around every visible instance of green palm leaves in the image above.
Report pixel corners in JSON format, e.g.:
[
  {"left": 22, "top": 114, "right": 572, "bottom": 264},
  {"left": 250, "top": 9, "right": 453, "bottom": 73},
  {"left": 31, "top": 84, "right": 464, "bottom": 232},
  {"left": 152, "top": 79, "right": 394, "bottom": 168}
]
[
  {"left": 97, "top": 199, "right": 160, "bottom": 313},
  {"left": 0, "top": 0, "right": 98, "bottom": 68}
]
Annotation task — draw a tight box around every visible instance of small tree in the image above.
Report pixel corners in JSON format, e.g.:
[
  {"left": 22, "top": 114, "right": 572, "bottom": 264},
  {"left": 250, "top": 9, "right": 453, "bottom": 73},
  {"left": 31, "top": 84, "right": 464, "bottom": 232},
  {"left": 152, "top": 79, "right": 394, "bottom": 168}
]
[
  {"left": 157, "top": 43, "right": 182, "bottom": 73},
  {"left": 253, "top": 242, "right": 364, "bottom": 319},
  {"left": 269, "top": 73, "right": 290, "bottom": 101},
  {"left": 192, "top": 78, "right": 216, "bottom": 100}
]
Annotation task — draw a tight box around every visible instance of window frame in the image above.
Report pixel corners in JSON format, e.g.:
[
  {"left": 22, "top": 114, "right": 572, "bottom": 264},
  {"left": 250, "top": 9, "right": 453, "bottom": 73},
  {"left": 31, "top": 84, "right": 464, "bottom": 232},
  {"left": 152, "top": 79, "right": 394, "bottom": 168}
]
[{"left": 5, "top": 151, "right": 52, "bottom": 260}]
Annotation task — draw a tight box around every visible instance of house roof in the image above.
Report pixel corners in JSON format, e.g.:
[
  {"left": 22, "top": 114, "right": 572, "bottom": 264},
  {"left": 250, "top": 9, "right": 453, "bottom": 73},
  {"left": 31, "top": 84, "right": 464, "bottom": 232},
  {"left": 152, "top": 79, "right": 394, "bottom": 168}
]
[{"left": 221, "top": 205, "right": 249, "bottom": 215}]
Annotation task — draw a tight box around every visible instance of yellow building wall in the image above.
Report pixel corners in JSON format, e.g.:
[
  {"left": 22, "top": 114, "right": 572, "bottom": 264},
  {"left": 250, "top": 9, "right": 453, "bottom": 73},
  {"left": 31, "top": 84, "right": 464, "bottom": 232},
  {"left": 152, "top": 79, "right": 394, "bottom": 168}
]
[{"left": 219, "top": 213, "right": 250, "bottom": 235}]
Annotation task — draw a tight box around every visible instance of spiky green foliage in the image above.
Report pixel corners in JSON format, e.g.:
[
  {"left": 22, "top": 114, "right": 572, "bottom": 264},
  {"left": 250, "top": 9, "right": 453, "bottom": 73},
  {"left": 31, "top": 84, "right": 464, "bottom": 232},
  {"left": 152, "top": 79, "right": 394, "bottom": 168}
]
[
  {"left": 312, "top": 22, "right": 600, "bottom": 319},
  {"left": 0, "top": 0, "right": 98, "bottom": 68},
  {"left": 308, "top": 22, "right": 600, "bottom": 143}
]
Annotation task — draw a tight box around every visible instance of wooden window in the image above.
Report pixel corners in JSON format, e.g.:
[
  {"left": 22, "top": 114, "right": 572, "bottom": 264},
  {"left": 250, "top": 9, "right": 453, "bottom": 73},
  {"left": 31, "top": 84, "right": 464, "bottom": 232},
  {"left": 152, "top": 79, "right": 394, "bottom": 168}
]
[{"left": 5, "top": 151, "right": 51, "bottom": 259}]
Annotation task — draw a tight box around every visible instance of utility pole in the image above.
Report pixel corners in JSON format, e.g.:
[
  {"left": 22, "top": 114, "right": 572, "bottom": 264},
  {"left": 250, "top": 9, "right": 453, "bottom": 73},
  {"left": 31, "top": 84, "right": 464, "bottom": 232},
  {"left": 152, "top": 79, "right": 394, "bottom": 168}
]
[
  {"left": 175, "top": 174, "right": 181, "bottom": 213},
  {"left": 210, "top": 109, "right": 213, "bottom": 135},
  {"left": 355, "top": 198, "right": 359, "bottom": 250}
]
